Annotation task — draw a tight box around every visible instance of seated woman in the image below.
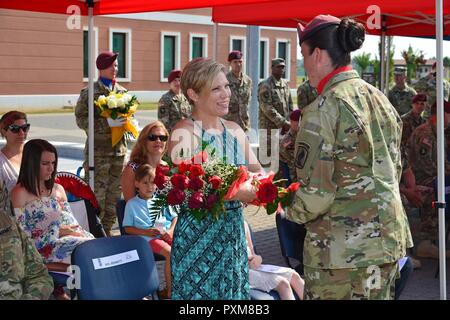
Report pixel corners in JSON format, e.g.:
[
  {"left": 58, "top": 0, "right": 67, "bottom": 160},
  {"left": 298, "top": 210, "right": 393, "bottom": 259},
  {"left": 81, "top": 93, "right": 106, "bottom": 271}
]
[
  {"left": 11, "top": 139, "right": 95, "bottom": 298},
  {"left": 244, "top": 221, "right": 304, "bottom": 300},
  {"left": 121, "top": 121, "right": 169, "bottom": 201}
]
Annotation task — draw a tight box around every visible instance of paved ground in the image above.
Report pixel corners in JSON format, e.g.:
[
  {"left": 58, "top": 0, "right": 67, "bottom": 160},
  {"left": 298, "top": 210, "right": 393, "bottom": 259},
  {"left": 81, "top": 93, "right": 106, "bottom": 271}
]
[{"left": 3, "top": 112, "right": 449, "bottom": 300}]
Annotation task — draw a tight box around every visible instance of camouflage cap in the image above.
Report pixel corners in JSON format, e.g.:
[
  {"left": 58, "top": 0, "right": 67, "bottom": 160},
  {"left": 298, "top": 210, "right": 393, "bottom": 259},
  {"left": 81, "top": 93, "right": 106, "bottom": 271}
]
[
  {"left": 272, "top": 58, "right": 286, "bottom": 67},
  {"left": 431, "top": 100, "right": 450, "bottom": 115},
  {"left": 297, "top": 14, "right": 341, "bottom": 44},
  {"left": 394, "top": 66, "right": 407, "bottom": 75},
  {"left": 96, "top": 51, "right": 118, "bottom": 70},
  {"left": 228, "top": 50, "right": 243, "bottom": 62}
]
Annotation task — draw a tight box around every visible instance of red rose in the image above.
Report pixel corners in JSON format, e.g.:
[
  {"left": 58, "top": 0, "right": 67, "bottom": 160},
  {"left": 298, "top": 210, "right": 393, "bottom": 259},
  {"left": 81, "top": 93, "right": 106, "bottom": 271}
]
[
  {"left": 188, "top": 191, "right": 204, "bottom": 209},
  {"left": 205, "top": 193, "right": 219, "bottom": 210},
  {"left": 188, "top": 176, "right": 204, "bottom": 191},
  {"left": 256, "top": 182, "right": 278, "bottom": 203},
  {"left": 38, "top": 244, "right": 53, "bottom": 258},
  {"left": 154, "top": 173, "right": 169, "bottom": 190},
  {"left": 156, "top": 165, "right": 170, "bottom": 176},
  {"left": 189, "top": 164, "right": 205, "bottom": 178},
  {"left": 167, "top": 188, "right": 185, "bottom": 205},
  {"left": 208, "top": 176, "right": 223, "bottom": 190},
  {"left": 287, "top": 182, "right": 300, "bottom": 193},
  {"left": 191, "top": 151, "right": 208, "bottom": 164},
  {"left": 178, "top": 161, "right": 191, "bottom": 174},
  {"left": 170, "top": 173, "right": 188, "bottom": 190}
]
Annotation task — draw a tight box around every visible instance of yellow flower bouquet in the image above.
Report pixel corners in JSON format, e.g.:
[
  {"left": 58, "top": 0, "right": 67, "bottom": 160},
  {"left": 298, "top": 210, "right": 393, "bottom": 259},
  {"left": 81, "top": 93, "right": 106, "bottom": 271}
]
[{"left": 95, "top": 91, "right": 139, "bottom": 147}]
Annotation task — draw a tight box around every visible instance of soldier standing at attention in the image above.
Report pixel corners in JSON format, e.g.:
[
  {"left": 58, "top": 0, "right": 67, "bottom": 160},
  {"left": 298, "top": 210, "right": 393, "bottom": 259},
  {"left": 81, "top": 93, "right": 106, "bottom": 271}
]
[
  {"left": 75, "top": 51, "right": 127, "bottom": 236},
  {"left": 258, "top": 58, "right": 293, "bottom": 158},
  {"left": 407, "top": 101, "right": 450, "bottom": 259},
  {"left": 290, "top": 15, "right": 412, "bottom": 300},
  {"left": 296, "top": 78, "right": 318, "bottom": 110},
  {"left": 0, "top": 211, "right": 53, "bottom": 299},
  {"left": 401, "top": 93, "right": 427, "bottom": 146},
  {"left": 223, "top": 51, "right": 252, "bottom": 132},
  {"left": 388, "top": 66, "right": 417, "bottom": 116},
  {"left": 158, "top": 69, "right": 191, "bottom": 133},
  {"left": 414, "top": 62, "right": 450, "bottom": 108}
]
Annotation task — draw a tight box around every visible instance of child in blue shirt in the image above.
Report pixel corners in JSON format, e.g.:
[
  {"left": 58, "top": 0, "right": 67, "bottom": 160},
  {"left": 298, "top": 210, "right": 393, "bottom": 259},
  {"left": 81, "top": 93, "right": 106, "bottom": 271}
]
[{"left": 123, "top": 164, "right": 177, "bottom": 299}]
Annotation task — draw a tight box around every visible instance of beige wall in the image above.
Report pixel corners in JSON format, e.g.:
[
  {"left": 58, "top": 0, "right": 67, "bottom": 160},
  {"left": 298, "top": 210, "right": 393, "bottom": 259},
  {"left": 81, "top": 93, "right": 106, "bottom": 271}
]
[{"left": 0, "top": 9, "right": 297, "bottom": 97}]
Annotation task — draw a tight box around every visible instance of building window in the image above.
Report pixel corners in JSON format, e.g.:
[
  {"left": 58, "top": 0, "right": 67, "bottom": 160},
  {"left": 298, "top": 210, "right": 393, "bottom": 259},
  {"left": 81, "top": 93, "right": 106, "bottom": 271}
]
[
  {"left": 190, "top": 33, "right": 208, "bottom": 60},
  {"left": 276, "top": 39, "right": 291, "bottom": 81},
  {"left": 82, "top": 27, "right": 98, "bottom": 81},
  {"left": 259, "top": 38, "right": 269, "bottom": 80},
  {"left": 161, "top": 32, "right": 181, "bottom": 82},
  {"left": 109, "top": 28, "right": 132, "bottom": 81}
]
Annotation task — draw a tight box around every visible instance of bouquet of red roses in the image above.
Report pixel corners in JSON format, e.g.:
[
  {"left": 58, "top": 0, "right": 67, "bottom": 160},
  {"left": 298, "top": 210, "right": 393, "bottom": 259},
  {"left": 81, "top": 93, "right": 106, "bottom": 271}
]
[{"left": 150, "top": 143, "right": 300, "bottom": 221}]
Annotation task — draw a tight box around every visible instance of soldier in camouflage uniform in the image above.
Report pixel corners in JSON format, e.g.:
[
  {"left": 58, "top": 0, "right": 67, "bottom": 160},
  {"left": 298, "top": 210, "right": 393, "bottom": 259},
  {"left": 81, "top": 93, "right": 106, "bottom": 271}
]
[
  {"left": 388, "top": 67, "right": 417, "bottom": 116},
  {"left": 75, "top": 52, "right": 127, "bottom": 236},
  {"left": 158, "top": 69, "right": 191, "bottom": 133},
  {"left": 407, "top": 101, "right": 450, "bottom": 259},
  {"left": 401, "top": 93, "right": 427, "bottom": 146},
  {"left": 414, "top": 62, "right": 450, "bottom": 110},
  {"left": 296, "top": 79, "right": 318, "bottom": 110},
  {"left": 290, "top": 15, "right": 412, "bottom": 300},
  {"left": 0, "top": 211, "right": 53, "bottom": 299},
  {"left": 258, "top": 58, "right": 294, "bottom": 161},
  {"left": 224, "top": 51, "right": 252, "bottom": 132},
  {"left": 279, "top": 109, "right": 301, "bottom": 185}
]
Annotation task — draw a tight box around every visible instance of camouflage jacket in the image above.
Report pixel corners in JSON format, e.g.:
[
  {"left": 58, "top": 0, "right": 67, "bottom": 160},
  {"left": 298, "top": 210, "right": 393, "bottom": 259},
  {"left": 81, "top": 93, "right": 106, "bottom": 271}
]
[
  {"left": 297, "top": 80, "right": 318, "bottom": 110},
  {"left": 279, "top": 128, "right": 297, "bottom": 182},
  {"left": 223, "top": 71, "right": 252, "bottom": 131},
  {"left": 388, "top": 84, "right": 417, "bottom": 116},
  {"left": 288, "top": 70, "right": 412, "bottom": 269},
  {"left": 407, "top": 122, "right": 450, "bottom": 185},
  {"left": 413, "top": 75, "right": 450, "bottom": 107},
  {"left": 401, "top": 110, "right": 425, "bottom": 146},
  {"left": 258, "top": 75, "right": 293, "bottom": 130},
  {"left": 157, "top": 90, "right": 191, "bottom": 132},
  {"left": 75, "top": 80, "right": 128, "bottom": 157},
  {"left": 0, "top": 213, "right": 53, "bottom": 299}
]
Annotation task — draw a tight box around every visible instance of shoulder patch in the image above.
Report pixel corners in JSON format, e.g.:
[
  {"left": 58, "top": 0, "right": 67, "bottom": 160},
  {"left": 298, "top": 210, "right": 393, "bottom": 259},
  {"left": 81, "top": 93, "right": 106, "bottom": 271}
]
[{"left": 295, "top": 142, "right": 310, "bottom": 169}]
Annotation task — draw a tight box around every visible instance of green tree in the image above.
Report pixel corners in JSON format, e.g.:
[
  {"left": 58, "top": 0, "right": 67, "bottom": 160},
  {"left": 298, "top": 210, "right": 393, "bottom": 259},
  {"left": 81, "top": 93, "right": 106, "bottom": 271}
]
[
  {"left": 444, "top": 57, "right": 450, "bottom": 68},
  {"left": 401, "top": 45, "right": 426, "bottom": 81},
  {"left": 353, "top": 53, "right": 372, "bottom": 75}
]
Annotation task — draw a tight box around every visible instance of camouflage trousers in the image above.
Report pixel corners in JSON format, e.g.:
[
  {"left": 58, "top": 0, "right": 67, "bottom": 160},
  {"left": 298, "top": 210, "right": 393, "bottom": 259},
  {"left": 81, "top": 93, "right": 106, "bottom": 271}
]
[
  {"left": 416, "top": 178, "right": 437, "bottom": 242},
  {"left": 84, "top": 155, "right": 125, "bottom": 234},
  {"left": 304, "top": 263, "right": 399, "bottom": 300}
]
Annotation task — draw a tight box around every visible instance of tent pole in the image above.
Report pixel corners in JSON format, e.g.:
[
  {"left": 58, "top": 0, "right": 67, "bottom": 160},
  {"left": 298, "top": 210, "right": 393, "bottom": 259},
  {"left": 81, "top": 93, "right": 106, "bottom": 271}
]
[
  {"left": 384, "top": 36, "right": 391, "bottom": 94},
  {"left": 380, "top": 30, "right": 386, "bottom": 93},
  {"left": 87, "top": 0, "right": 95, "bottom": 191},
  {"left": 213, "top": 23, "right": 218, "bottom": 60},
  {"left": 246, "top": 25, "right": 260, "bottom": 145},
  {"left": 435, "top": 0, "right": 446, "bottom": 300}
]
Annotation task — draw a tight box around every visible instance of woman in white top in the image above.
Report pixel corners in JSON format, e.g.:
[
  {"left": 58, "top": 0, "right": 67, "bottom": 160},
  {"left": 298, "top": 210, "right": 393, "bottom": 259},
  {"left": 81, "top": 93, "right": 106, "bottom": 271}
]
[{"left": 0, "top": 111, "right": 29, "bottom": 215}]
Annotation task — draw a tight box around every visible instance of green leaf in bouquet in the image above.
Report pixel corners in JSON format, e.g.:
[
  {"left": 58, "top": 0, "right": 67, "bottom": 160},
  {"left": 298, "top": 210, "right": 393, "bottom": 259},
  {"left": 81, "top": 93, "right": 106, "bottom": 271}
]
[
  {"left": 266, "top": 200, "right": 279, "bottom": 215},
  {"left": 111, "top": 110, "right": 118, "bottom": 120}
]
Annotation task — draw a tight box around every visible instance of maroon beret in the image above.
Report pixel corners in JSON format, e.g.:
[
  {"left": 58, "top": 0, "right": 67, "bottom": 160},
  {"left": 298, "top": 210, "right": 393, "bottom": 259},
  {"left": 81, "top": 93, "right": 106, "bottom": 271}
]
[
  {"left": 290, "top": 109, "right": 302, "bottom": 121},
  {"left": 431, "top": 100, "right": 450, "bottom": 115},
  {"left": 412, "top": 94, "right": 427, "bottom": 103},
  {"left": 168, "top": 69, "right": 182, "bottom": 83},
  {"left": 96, "top": 51, "right": 118, "bottom": 70},
  {"left": 228, "top": 50, "right": 243, "bottom": 62},
  {"left": 297, "top": 14, "right": 341, "bottom": 44},
  {"left": 432, "top": 62, "right": 437, "bottom": 69}
]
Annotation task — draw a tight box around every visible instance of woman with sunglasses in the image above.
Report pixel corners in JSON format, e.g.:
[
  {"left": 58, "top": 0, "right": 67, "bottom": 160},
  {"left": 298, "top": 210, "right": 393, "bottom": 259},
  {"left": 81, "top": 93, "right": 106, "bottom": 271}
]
[
  {"left": 0, "top": 111, "right": 30, "bottom": 216},
  {"left": 168, "top": 58, "right": 263, "bottom": 300},
  {"left": 121, "top": 120, "right": 170, "bottom": 201}
]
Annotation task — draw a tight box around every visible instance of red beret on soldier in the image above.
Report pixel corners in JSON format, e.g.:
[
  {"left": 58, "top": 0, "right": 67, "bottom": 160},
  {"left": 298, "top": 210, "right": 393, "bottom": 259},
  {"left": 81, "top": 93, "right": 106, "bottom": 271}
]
[
  {"left": 168, "top": 69, "right": 182, "bottom": 83},
  {"left": 96, "top": 51, "right": 118, "bottom": 70},
  {"left": 228, "top": 50, "right": 243, "bottom": 62},
  {"left": 412, "top": 94, "right": 427, "bottom": 104},
  {"left": 297, "top": 14, "right": 341, "bottom": 44}
]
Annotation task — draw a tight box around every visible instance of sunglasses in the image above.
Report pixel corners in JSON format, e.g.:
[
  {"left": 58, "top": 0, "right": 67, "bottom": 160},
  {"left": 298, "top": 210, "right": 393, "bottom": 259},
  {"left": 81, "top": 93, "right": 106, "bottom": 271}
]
[
  {"left": 7, "top": 123, "right": 30, "bottom": 133},
  {"left": 147, "top": 134, "right": 168, "bottom": 142}
]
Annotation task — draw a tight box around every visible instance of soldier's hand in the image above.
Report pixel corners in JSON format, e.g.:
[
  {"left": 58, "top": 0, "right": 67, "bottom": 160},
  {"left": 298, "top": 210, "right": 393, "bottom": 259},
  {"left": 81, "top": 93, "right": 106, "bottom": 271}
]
[{"left": 107, "top": 116, "right": 126, "bottom": 127}]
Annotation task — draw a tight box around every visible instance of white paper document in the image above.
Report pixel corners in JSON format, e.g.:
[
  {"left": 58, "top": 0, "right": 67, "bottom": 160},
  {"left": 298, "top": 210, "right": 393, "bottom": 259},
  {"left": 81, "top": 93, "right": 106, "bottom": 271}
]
[
  {"left": 257, "top": 264, "right": 292, "bottom": 274},
  {"left": 92, "top": 250, "right": 140, "bottom": 270}
]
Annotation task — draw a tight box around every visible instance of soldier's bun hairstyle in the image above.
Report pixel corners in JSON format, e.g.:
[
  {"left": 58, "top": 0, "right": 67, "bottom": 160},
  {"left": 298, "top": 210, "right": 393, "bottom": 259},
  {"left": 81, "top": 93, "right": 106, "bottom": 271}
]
[
  {"left": 337, "top": 18, "right": 365, "bottom": 53},
  {"left": 304, "top": 18, "right": 366, "bottom": 68}
]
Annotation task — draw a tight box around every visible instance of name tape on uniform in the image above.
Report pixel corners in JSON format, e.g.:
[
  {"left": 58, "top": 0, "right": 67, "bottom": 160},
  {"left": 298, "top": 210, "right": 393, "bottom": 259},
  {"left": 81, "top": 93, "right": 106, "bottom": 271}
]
[{"left": 92, "top": 250, "right": 140, "bottom": 270}]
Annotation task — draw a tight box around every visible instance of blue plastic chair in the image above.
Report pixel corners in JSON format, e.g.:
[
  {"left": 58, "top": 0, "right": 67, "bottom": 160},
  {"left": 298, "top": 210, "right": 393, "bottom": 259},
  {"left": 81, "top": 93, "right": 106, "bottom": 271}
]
[
  {"left": 115, "top": 199, "right": 165, "bottom": 262},
  {"left": 71, "top": 235, "right": 160, "bottom": 300}
]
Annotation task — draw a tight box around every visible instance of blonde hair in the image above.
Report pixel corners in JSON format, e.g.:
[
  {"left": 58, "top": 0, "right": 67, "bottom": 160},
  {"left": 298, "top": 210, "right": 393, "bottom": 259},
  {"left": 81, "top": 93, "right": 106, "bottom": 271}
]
[
  {"left": 181, "top": 58, "right": 227, "bottom": 105},
  {"left": 129, "top": 121, "right": 169, "bottom": 165}
]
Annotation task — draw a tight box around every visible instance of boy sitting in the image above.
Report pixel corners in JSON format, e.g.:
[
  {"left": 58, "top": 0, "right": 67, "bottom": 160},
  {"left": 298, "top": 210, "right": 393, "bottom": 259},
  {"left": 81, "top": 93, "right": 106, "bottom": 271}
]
[{"left": 123, "top": 164, "right": 177, "bottom": 299}]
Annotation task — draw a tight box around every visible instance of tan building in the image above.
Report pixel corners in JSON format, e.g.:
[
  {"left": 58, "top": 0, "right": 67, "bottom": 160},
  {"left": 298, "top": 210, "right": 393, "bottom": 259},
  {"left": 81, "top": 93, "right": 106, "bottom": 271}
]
[{"left": 0, "top": 8, "right": 297, "bottom": 109}]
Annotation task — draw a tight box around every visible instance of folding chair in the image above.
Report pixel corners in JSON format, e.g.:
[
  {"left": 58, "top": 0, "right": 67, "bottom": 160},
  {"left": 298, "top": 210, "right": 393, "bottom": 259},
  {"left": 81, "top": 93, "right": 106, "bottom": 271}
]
[
  {"left": 275, "top": 210, "right": 306, "bottom": 275},
  {"left": 71, "top": 235, "right": 160, "bottom": 300},
  {"left": 116, "top": 199, "right": 165, "bottom": 262}
]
